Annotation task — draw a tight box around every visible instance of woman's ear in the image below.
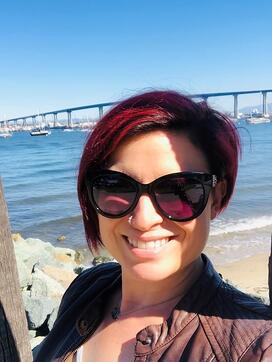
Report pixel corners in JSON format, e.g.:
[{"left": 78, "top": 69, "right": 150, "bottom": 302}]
[{"left": 211, "top": 179, "right": 227, "bottom": 220}]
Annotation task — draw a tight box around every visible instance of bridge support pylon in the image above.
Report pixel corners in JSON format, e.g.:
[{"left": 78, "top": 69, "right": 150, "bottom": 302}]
[
  {"left": 53, "top": 113, "right": 58, "bottom": 127},
  {"left": 262, "top": 91, "right": 267, "bottom": 115},
  {"left": 67, "top": 111, "right": 73, "bottom": 128},
  {"left": 99, "top": 106, "right": 103, "bottom": 118},
  {"left": 233, "top": 94, "right": 238, "bottom": 119}
]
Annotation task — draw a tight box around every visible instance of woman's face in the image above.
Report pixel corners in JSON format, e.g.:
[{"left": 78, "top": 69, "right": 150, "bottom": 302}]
[{"left": 98, "top": 130, "right": 222, "bottom": 282}]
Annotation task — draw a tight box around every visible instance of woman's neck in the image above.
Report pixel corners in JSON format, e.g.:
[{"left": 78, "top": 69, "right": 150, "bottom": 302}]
[{"left": 118, "top": 256, "right": 204, "bottom": 313}]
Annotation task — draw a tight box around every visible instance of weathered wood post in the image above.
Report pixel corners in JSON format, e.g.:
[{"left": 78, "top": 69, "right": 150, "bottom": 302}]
[{"left": 0, "top": 180, "right": 32, "bottom": 361}]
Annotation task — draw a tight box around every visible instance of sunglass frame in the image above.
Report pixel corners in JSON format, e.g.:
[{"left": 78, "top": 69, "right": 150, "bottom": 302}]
[{"left": 85, "top": 170, "right": 217, "bottom": 222}]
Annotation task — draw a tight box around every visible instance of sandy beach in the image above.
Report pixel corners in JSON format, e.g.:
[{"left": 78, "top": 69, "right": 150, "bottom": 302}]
[{"left": 215, "top": 253, "right": 270, "bottom": 303}]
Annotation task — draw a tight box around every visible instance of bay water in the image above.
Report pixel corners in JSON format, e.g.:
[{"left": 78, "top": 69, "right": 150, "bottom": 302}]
[{"left": 0, "top": 122, "right": 271, "bottom": 265}]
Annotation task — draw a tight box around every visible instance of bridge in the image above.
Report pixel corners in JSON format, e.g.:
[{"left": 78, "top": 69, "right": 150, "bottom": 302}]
[{"left": 1, "top": 89, "right": 272, "bottom": 128}]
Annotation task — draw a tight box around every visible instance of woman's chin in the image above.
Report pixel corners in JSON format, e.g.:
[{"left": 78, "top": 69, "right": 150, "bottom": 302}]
[{"left": 122, "top": 261, "right": 181, "bottom": 283}]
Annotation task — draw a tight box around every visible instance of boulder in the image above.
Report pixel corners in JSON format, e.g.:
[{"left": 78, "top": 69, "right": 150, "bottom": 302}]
[
  {"left": 23, "top": 294, "right": 58, "bottom": 330},
  {"left": 42, "top": 265, "right": 77, "bottom": 289},
  {"left": 30, "top": 267, "right": 65, "bottom": 299},
  {"left": 30, "top": 336, "right": 46, "bottom": 350},
  {"left": 14, "top": 237, "right": 56, "bottom": 271},
  {"left": 15, "top": 256, "right": 32, "bottom": 290},
  {"left": 11, "top": 234, "right": 91, "bottom": 346},
  {"left": 48, "top": 307, "right": 59, "bottom": 331}
]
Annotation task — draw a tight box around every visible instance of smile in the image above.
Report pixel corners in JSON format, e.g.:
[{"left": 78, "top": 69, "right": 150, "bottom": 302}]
[{"left": 126, "top": 237, "right": 170, "bottom": 250}]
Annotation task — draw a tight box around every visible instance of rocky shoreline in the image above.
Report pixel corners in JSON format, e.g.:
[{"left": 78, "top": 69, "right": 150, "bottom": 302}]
[{"left": 12, "top": 233, "right": 112, "bottom": 350}]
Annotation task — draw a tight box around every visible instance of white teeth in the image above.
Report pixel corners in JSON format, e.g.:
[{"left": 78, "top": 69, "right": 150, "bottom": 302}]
[
  {"left": 155, "top": 240, "right": 160, "bottom": 248},
  {"left": 138, "top": 241, "right": 146, "bottom": 249},
  {"left": 127, "top": 238, "right": 169, "bottom": 250}
]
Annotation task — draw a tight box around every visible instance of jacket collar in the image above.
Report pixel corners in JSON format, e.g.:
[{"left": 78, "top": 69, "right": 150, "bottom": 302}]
[
  {"left": 76, "top": 254, "right": 223, "bottom": 340},
  {"left": 135, "top": 254, "right": 224, "bottom": 354}
]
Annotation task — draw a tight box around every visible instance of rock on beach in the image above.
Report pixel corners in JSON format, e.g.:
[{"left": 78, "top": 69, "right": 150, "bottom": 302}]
[{"left": 12, "top": 234, "right": 86, "bottom": 349}]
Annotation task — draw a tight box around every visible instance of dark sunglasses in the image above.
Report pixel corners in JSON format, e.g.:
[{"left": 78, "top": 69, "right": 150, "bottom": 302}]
[{"left": 85, "top": 170, "right": 217, "bottom": 222}]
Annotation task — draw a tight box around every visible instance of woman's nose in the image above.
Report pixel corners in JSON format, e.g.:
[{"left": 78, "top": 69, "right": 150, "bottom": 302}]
[{"left": 129, "top": 194, "right": 163, "bottom": 231}]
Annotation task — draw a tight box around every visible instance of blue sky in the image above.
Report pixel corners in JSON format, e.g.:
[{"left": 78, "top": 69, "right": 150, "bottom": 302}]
[{"left": 1, "top": 0, "right": 272, "bottom": 119}]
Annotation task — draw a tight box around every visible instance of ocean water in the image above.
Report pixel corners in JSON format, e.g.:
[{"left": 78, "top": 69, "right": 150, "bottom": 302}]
[{"left": 0, "top": 123, "right": 271, "bottom": 265}]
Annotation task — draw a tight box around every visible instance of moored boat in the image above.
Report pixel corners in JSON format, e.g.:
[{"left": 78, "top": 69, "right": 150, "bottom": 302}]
[
  {"left": 0, "top": 127, "right": 12, "bottom": 138},
  {"left": 246, "top": 112, "right": 271, "bottom": 124},
  {"left": 30, "top": 128, "right": 51, "bottom": 136},
  {"left": 0, "top": 132, "right": 12, "bottom": 138}
]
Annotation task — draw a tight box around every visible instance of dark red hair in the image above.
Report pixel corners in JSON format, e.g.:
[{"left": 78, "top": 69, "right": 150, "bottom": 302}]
[{"left": 78, "top": 90, "right": 241, "bottom": 251}]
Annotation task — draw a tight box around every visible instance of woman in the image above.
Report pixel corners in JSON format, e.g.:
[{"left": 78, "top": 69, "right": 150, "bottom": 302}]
[{"left": 35, "top": 91, "right": 272, "bottom": 361}]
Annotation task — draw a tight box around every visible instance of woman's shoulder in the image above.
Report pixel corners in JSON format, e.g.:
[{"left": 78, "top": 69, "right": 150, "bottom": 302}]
[
  {"left": 67, "top": 261, "right": 120, "bottom": 289},
  {"left": 210, "top": 280, "right": 272, "bottom": 341},
  {"left": 200, "top": 280, "right": 272, "bottom": 360},
  {"left": 219, "top": 281, "right": 272, "bottom": 320},
  {"left": 203, "top": 255, "right": 272, "bottom": 320},
  {"left": 58, "top": 261, "right": 121, "bottom": 316}
]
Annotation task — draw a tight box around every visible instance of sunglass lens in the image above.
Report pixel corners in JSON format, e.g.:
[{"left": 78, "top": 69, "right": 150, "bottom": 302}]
[
  {"left": 92, "top": 174, "right": 136, "bottom": 216},
  {"left": 155, "top": 177, "right": 205, "bottom": 220}
]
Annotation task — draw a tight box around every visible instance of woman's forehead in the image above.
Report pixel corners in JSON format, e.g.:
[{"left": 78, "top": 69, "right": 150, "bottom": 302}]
[{"left": 107, "top": 130, "right": 210, "bottom": 182}]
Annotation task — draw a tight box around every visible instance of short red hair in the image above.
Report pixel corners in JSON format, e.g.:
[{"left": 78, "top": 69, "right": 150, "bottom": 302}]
[{"left": 78, "top": 90, "right": 241, "bottom": 251}]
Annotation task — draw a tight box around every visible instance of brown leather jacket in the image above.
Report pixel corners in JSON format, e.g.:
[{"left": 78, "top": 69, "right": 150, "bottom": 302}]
[{"left": 34, "top": 255, "right": 272, "bottom": 361}]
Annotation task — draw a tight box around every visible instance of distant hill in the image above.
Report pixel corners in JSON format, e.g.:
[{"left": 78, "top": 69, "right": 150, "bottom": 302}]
[{"left": 240, "top": 103, "right": 272, "bottom": 114}]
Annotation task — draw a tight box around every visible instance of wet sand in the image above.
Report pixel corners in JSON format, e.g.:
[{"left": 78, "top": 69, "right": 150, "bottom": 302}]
[{"left": 215, "top": 253, "right": 270, "bottom": 303}]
